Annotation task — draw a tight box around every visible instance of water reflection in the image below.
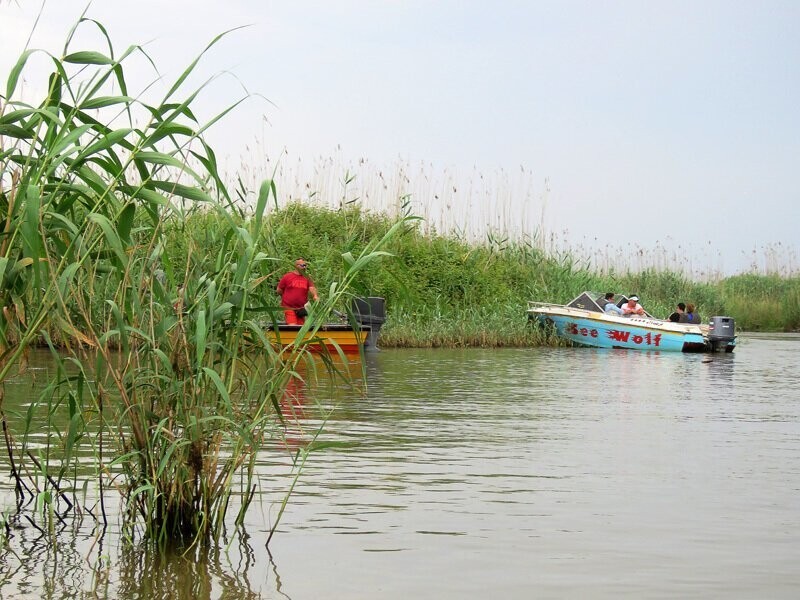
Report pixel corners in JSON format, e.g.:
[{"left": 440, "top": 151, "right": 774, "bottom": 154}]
[
  {"left": 0, "top": 523, "right": 292, "bottom": 599},
  {"left": 115, "top": 539, "right": 264, "bottom": 599},
  {"left": 277, "top": 354, "right": 367, "bottom": 451},
  {"left": 279, "top": 372, "right": 311, "bottom": 452}
]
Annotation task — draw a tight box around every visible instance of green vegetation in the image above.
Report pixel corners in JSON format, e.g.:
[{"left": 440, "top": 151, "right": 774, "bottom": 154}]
[
  {"left": 717, "top": 274, "right": 800, "bottom": 332},
  {"left": 212, "top": 203, "right": 799, "bottom": 346},
  {"left": 0, "top": 17, "right": 407, "bottom": 547},
  {"left": 1, "top": 6, "right": 796, "bottom": 555}
]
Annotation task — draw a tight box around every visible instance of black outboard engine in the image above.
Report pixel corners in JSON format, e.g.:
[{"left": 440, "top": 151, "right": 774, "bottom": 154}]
[
  {"left": 352, "top": 297, "right": 386, "bottom": 350},
  {"left": 708, "top": 316, "right": 736, "bottom": 352}
]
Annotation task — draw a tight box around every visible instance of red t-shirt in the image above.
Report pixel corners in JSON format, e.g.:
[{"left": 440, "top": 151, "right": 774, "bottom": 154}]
[{"left": 277, "top": 272, "right": 314, "bottom": 309}]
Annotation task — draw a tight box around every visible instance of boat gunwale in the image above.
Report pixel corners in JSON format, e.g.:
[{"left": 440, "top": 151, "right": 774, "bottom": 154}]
[{"left": 270, "top": 323, "right": 371, "bottom": 333}]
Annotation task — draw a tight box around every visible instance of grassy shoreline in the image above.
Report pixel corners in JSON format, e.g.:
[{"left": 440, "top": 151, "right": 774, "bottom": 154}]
[
  {"left": 7, "top": 203, "right": 795, "bottom": 351},
  {"left": 165, "top": 204, "right": 799, "bottom": 348}
]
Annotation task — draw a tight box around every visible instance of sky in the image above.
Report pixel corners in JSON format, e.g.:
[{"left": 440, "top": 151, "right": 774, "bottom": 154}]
[{"left": 1, "top": 1, "right": 798, "bottom": 276}]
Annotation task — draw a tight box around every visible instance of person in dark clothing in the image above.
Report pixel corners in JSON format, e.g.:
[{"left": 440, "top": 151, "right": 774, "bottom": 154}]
[
  {"left": 668, "top": 302, "right": 686, "bottom": 322},
  {"left": 684, "top": 303, "right": 700, "bottom": 324}
]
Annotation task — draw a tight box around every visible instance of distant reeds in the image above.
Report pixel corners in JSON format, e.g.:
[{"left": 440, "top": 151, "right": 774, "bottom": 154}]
[
  {"left": 233, "top": 148, "right": 798, "bottom": 282},
  {"left": 215, "top": 204, "right": 798, "bottom": 342}
]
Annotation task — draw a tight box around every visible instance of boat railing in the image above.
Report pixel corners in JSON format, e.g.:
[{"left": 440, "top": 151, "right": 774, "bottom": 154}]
[{"left": 527, "top": 300, "right": 568, "bottom": 312}]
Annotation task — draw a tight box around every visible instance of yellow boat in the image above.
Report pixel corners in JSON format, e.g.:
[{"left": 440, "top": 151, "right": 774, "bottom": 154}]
[
  {"left": 265, "top": 297, "right": 386, "bottom": 352},
  {"left": 266, "top": 323, "right": 371, "bottom": 352}
]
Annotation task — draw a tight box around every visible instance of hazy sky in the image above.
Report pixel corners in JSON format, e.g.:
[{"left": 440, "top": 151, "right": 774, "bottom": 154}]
[{"left": 2, "top": 1, "right": 798, "bottom": 275}]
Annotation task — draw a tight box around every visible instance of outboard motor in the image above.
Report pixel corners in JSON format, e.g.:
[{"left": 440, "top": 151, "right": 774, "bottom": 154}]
[
  {"left": 708, "top": 316, "right": 736, "bottom": 352},
  {"left": 352, "top": 296, "right": 386, "bottom": 350}
]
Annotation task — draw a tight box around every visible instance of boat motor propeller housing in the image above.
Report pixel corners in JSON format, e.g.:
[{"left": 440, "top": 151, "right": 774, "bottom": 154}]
[
  {"left": 707, "top": 316, "right": 736, "bottom": 352},
  {"left": 352, "top": 297, "right": 386, "bottom": 350}
]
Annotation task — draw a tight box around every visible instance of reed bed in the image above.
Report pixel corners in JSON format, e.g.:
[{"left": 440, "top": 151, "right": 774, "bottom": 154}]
[
  {"left": 169, "top": 205, "right": 797, "bottom": 344},
  {"left": 0, "top": 15, "right": 409, "bottom": 548},
  {"left": 233, "top": 147, "right": 798, "bottom": 282}
]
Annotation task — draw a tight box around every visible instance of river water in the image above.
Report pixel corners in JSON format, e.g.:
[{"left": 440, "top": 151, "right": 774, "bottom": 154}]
[{"left": 1, "top": 334, "right": 799, "bottom": 598}]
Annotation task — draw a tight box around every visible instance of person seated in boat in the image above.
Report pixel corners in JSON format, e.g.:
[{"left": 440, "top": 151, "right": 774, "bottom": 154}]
[
  {"left": 667, "top": 302, "right": 686, "bottom": 322},
  {"left": 683, "top": 303, "right": 701, "bottom": 324},
  {"left": 621, "top": 295, "right": 646, "bottom": 317},
  {"left": 601, "top": 292, "right": 624, "bottom": 315},
  {"left": 595, "top": 293, "right": 608, "bottom": 307}
]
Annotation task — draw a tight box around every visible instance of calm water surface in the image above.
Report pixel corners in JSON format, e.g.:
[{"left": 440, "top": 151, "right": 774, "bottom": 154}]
[{"left": 1, "top": 334, "right": 799, "bottom": 598}]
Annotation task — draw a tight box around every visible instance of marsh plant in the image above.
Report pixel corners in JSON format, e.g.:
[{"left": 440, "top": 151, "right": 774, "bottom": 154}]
[
  {"left": 0, "top": 16, "right": 408, "bottom": 545},
  {"left": 237, "top": 144, "right": 799, "bottom": 281}
]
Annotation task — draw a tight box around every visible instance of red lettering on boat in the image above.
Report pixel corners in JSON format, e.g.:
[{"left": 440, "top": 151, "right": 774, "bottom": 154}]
[
  {"left": 644, "top": 332, "right": 662, "bottom": 346},
  {"left": 607, "top": 330, "right": 630, "bottom": 342}
]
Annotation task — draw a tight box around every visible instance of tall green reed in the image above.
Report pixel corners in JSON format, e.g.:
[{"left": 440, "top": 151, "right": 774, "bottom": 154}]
[{"left": 1, "top": 14, "right": 411, "bottom": 545}]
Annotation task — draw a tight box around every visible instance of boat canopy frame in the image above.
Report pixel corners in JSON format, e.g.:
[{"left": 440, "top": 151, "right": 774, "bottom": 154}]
[{"left": 547, "top": 291, "right": 655, "bottom": 318}]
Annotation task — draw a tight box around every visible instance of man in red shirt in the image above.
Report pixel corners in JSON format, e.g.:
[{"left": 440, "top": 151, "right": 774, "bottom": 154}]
[{"left": 276, "top": 258, "right": 319, "bottom": 324}]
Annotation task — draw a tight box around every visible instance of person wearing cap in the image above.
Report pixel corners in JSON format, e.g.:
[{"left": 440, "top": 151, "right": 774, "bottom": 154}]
[
  {"left": 277, "top": 258, "right": 319, "bottom": 325},
  {"left": 621, "top": 295, "right": 645, "bottom": 316}
]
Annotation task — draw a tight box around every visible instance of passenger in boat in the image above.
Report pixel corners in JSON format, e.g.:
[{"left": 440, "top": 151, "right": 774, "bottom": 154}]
[
  {"left": 595, "top": 293, "right": 608, "bottom": 307},
  {"left": 601, "top": 292, "right": 624, "bottom": 315},
  {"left": 621, "top": 295, "right": 646, "bottom": 316},
  {"left": 684, "top": 303, "right": 701, "bottom": 324},
  {"left": 668, "top": 302, "right": 686, "bottom": 322},
  {"left": 277, "top": 258, "right": 319, "bottom": 325}
]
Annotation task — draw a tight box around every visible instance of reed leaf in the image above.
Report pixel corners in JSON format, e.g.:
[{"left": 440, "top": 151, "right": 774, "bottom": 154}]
[
  {"left": 74, "top": 127, "right": 133, "bottom": 162},
  {"left": 117, "top": 203, "right": 135, "bottom": 246},
  {"left": 195, "top": 309, "right": 207, "bottom": 366},
  {"left": 150, "top": 181, "right": 213, "bottom": 203},
  {"left": 80, "top": 95, "right": 133, "bottom": 110},
  {"left": 201, "top": 367, "right": 232, "bottom": 409},
  {"left": 87, "top": 213, "right": 127, "bottom": 267},
  {"left": 5, "top": 49, "right": 37, "bottom": 98},
  {"left": 63, "top": 51, "right": 114, "bottom": 65},
  {"left": 134, "top": 151, "right": 191, "bottom": 170},
  {"left": 0, "top": 108, "right": 38, "bottom": 125},
  {"left": 56, "top": 263, "right": 80, "bottom": 297},
  {"left": 144, "top": 123, "right": 196, "bottom": 146},
  {"left": 162, "top": 27, "right": 244, "bottom": 102},
  {"left": 49, "top": 123, "right": 94, "bottom": 158},
  {"left": 20, "top": 185, "right": 44, "bottom": 283},
  {"left": 253, "top": 179, "right": 273, "bottom": 235},
  {"left": 0, "top": 124, "right": 33, "bottom": 139},
  {"left": 118, "top": 183, "right": 168, "bottom": 207}
]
